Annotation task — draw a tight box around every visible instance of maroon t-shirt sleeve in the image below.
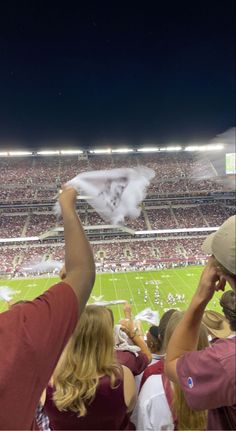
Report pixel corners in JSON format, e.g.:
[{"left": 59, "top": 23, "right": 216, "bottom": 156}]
[
  {"left": 176, "top": 341, "right": 236, "bottom": 410},
  {"left": 115, "top": 350, "right": 149, "bottom": 376},
  {"left": 16, "top": 281, "right": 78, "bottom": 376}
]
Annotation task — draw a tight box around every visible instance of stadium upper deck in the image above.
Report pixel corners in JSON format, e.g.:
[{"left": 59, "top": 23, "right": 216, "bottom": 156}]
[{"left": 0, "top": 151, "right": 231, "bottom": 205}]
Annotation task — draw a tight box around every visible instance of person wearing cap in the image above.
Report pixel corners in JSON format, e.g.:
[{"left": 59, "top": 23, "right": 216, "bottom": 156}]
[
  {"left": 202, "top": 310, "right": 232, "bottom": 342},
  {"left": 165, "top": 215, "right": 236, "bottom": 430}
]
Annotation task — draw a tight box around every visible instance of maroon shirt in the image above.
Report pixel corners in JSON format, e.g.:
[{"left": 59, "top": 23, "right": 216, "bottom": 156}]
[
  {"left": 115, "top": 350, "right": 149, "bottom": 376},
  {"left": 45, "top": 376, "right": 135, "bottom": 430},
  {"left": 0, "top": 282, "right": 78, "bottom": 430},
  {"left": 176, "top": 337, "right": 236, "bottom": 430}
]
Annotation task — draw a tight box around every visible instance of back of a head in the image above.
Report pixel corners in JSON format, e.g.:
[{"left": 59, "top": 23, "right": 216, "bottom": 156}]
[
  {"left": 68, "top": 305, "right": 115, "bottom": 372},
  {"left": 53, "top": 305, "right": 119, "bottom": 416},
  {"left": 157, "top": 309, "right": 177, "bottom": 353},
  {"left": 163, "top": 311, "right": 209, "bottom": 430},
  {"left": 220, "top": 290, "right": 236, "bottom": 331}
]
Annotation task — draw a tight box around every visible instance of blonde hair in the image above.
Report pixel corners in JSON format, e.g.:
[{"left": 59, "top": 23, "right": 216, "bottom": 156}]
[
  {"left": 53, "top": 305, "right": 121, "bottom": 416},
  {"left": 164, "top": 311, "right": 209, "bottom": 430}
]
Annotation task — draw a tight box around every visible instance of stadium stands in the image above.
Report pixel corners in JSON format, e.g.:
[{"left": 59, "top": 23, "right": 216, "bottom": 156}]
[{"left": 0, "top": 152, "right": 235, "bottom": 275}]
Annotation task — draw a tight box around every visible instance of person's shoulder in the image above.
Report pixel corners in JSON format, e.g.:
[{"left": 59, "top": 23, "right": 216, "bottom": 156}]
[
  {"left": 144, "top": 358, "right": 164, "bottom": 377},
  {"left": 140, "top": 374, "right": 163, "bottom": 399},
  {"left": 210, "top": 336, "right": 236, "bottom": 359}
]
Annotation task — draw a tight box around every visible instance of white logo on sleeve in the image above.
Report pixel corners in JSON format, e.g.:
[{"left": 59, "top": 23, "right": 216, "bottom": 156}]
[{"left": 187, "top": 377, "right": 194, "bottom": 388}]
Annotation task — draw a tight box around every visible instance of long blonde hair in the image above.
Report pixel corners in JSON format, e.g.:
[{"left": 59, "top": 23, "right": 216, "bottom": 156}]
[
  {"left": 53, "top": 305, "right": 121, "bottom": 416},
  {"left": 163, "top": 311, "right": 209, "bottom": 431}
]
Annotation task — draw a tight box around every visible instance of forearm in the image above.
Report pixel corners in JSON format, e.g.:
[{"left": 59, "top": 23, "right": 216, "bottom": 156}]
[
  {"left": 131, "top": 334, "right": 152, "bottom": 363},
  {"left": 61, "top": 205, "right": 95, "bottom": 306},
  {"left": 166, "top": 294, "right": 207, "bottom": 362},
  {"left": 62, "top": 207, "right": 94, "bottom": 274}
]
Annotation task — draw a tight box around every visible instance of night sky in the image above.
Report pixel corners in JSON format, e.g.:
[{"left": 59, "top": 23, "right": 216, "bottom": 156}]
[{"left": 0, "top": 1, "right": 235, "bottom": 149}]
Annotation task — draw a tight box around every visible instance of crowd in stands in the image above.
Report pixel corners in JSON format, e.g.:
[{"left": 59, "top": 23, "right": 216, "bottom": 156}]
[
  {"left": 0, "top": 184, "right": 236, "bottom": 430},
  {"left": 0, "top": 203, "right": 235, "bottom": 239},
  {"left": 0, "top": 152, "right": 232, "bottom": 205},
  {"left": 0, "top": 236, "right": 207, "bottom": 275}
]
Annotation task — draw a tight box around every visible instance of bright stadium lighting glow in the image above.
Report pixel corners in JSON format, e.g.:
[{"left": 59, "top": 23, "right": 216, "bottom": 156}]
[
  {"left": 159, "top": 146, "right": 182, "bottom": 151},
  {"left": 111, "top": 148, "right": 134, "bottom": 153},
  {"left": 137, "top": 147, "right": 159, "bottom": 152},
  {"left": 9, "top": 151, "right": 32, "bottom": 156},
  {"left": 89, "top": 149, "right": 111, "bottom": 154},
  {"left": 0, "top": 152, "right": 9, "bottom": 156},
  {"left": 185, "top": 144, "right": 224, "bottom": 151},
  {"left": 135, "top": 226, "right": 218, "bottom": 235},
  {"left": 166, "top": 146, "right": 182, "bottom": 151},
  {"left": 60, "top": 150, "right": 83, "bottom": 155},
  {"left": 37, "top": 150, "right": 60, "bottom": 155}
]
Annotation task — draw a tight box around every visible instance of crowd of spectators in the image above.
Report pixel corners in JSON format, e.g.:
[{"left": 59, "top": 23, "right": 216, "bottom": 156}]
[
  {"left": 1, "top": 203, "right": 235, "bottom": 240},
  {"left": 1, "top": 236, "right": 208, "bottom": 275},
  {"left": 0, "top": 152, "right": 231, "bottom": 204}
]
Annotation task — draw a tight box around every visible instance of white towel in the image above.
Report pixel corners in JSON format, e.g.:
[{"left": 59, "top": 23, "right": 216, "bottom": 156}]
[
  {"left": 114, "top": 324, "right": 141, "bottom": 355},
  {"left": 54, "top": 166, "right": 155, "bottom": 225}
]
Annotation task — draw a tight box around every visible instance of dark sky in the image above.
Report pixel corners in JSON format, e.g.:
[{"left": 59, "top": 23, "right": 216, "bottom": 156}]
[{"left": 0, "top": 1, "right": 235, "bottom": 149}]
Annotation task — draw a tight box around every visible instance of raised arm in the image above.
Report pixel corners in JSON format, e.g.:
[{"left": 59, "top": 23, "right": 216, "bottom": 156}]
[
  {"left": 59, "top": 187, "right": 96, "bottom": 315},
  {"left": 165, "top": 256, "right": 226, "bottom": 382}
]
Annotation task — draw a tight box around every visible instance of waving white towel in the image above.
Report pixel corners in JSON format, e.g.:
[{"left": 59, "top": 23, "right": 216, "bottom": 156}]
[{"left": 54, "top": 166, "right": 155, "bottom": 225}]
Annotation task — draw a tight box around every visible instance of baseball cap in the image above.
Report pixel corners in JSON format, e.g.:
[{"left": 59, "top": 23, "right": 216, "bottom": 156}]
[{"left": 202, "top": 215, "right": 236, "bottom": 275}]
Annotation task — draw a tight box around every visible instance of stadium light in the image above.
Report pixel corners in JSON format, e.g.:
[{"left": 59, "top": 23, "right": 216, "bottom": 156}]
[
  {"left": 137, "top": 147, "right": 159, "bottom": 152},
  {"left": 135, "top": 226, "right": 218, "bottom": 235},
  {"left": 60, "top": 150, "right": 84, "bottom": 155},
  {"left": 166, "top": 146, "right": 182, "bottom": 151},
  {"left": 0, "top": 152, "right": 9, "bottom": 156},
  {"left": 89, "top": 149, "right": 112, "bottom": 154},
  {"left": 37, "top": 150, "right": 60, "bottom": 155},
  {"left": 185, "top": 144, "right": 224, "bottom": 151},
  {"left": 111, "top": 149, "right": 134, "bottom": 153},
  {"left": 0, "top": 236, "right": 39, "bottom": 243},
  {"left": 8, "top": 151, "right": 33, "bottom": 156}
]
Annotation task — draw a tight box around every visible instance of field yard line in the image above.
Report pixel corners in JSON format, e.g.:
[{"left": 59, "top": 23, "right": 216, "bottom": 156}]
[
  {"left": 123, "top": 272, "right": 139, "bottom": 316},
  {"left": 174, "top": 269, "right": 197, "bottom": 288},
  {"left": 110, "top": 273, "right": 122, "bottom": 321},
  {"left": 136, "top": 271, "right": 156, "bottom": 310}
]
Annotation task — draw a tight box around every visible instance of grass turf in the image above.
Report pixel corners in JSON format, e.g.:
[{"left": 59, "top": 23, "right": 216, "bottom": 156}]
[{"left": 0, "top": 265, "right": 226, "bottom": 332}]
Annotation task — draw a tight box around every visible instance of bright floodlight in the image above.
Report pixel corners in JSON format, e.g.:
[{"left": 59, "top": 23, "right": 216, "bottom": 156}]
[
  {"left": 159, "top": 146, "right": 182, "bottom": 151},
  {"left": 60, "top": 150, "right": 83, "bottom": 154},
  {"left": 185, "top": 144, "right": 224, "bottom": 151},
  {"left": 0, "top": 152, "right": 9, "bottom": 156},
  {"left": 9, "top": 151, "right": 32, "bottom": 156},
  {"left": 111, "top": 148, "right": 134, "bottom": 153},
  {"left": 37, "top": 150, "right": 60, "bottom": 155},
  {"left": 137, "top": 147, "right": 159, "bottom": 152},
  {"left": 89, "top": 149, "right": 111, "bottom": 154}
]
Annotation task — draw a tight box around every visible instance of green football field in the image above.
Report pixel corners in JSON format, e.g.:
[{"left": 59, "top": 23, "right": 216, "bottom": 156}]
[{"left": 0, "top": 266, "right": 225, "bottom": 331}]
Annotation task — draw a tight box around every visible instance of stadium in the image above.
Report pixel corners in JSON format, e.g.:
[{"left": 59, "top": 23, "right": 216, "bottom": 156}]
[{"left": 1, "top": 144, "right": 235, "bottom": 326}]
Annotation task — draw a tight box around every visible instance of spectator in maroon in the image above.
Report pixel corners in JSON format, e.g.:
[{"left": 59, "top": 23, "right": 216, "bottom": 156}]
[
  {"left": 166, "top": 215, "right": 236, "bottom": 430},
  {"left": 0, "top": 187, "right": 95, "bottom": 430},
  {"left": 44, "top": 305, "right": 136, "bottom": 430},
  {"left": 140, "top": 309, "right": 177, "bottom": 390},
  {"left": 113, "top": 303, "right": 152, "bottom": 376}
]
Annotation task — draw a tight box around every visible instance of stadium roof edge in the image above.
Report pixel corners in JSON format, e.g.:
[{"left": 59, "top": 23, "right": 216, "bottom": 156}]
[{"left": 0, "top": 144, "right": 225, "bottom": 156}]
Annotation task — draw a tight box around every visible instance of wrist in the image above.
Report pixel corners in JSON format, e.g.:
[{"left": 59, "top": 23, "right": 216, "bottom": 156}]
[{"left": 130, "top": 328, "right": 140, "bottom": 339}]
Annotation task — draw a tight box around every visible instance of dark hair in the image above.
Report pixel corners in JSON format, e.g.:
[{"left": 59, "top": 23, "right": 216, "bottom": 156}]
[
  {"left": 156, "top": 309, "right": 177, "bottom": 352},
  {"left": 149, "top": 325, "right": 159, "bottom": 339},
  {"left": 220, "top": 290, "right": 236, "bottom": 331}
]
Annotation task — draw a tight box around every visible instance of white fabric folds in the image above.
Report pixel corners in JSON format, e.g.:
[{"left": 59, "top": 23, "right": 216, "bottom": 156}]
[
  {"left": 54, "top": 166, "right": 155, "bottom": 225},
  {"left": 135, "top": 308, "right": 159, "bottom": 325}
]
